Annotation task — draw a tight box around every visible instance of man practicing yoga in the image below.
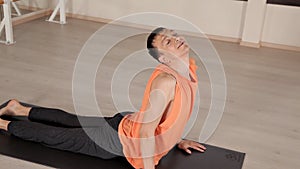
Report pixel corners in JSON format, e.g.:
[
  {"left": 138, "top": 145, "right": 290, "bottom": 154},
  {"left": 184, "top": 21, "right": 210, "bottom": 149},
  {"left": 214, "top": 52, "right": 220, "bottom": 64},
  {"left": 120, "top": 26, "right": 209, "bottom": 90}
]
[{"left": 0, "top": 27, "right": 206, "bottom": 169}]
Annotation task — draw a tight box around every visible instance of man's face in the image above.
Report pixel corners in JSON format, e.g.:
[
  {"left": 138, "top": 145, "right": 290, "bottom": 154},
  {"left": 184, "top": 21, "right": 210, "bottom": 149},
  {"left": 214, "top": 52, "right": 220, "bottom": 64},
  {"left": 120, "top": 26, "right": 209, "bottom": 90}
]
[{"left": 152, "top": 29, "right": 189, "bottom": 63}]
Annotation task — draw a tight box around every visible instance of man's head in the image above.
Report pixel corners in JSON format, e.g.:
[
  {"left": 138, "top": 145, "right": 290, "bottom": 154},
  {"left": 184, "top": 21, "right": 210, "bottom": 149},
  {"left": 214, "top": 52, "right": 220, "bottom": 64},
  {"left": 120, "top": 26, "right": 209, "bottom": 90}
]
[{"left": 147, "top": 27, "right": 189, "bottom": 64}]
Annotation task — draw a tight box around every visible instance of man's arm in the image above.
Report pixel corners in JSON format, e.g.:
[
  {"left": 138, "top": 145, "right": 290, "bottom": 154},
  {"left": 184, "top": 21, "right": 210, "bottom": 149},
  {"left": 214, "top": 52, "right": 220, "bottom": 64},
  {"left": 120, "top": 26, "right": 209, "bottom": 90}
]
[{"left": 139, "top": 74, "right": 176, "bottom": 169}]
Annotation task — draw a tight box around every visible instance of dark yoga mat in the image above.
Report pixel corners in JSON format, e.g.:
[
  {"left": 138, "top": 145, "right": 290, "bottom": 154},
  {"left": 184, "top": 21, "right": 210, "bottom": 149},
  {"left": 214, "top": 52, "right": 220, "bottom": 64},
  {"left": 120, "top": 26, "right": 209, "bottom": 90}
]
[{"left": 0, "top": 101, "right": 245, "bottom": 169}]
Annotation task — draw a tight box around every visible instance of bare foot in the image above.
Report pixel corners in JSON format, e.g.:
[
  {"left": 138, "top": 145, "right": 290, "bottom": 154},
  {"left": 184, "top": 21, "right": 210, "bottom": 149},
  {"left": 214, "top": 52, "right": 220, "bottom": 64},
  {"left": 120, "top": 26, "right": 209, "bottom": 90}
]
[
  {"left": 0, "top": 119, "right": 10, "bottom": 131},
  {"left": 0, "top": 99, "right": 31, "bottom": 117}
]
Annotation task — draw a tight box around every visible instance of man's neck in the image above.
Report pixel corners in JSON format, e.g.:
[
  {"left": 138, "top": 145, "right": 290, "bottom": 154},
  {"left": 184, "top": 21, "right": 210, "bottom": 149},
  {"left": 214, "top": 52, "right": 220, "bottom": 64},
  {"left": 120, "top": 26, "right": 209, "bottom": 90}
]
[{"left": 168, "top": 56, "right": 190, "bottom": 80}]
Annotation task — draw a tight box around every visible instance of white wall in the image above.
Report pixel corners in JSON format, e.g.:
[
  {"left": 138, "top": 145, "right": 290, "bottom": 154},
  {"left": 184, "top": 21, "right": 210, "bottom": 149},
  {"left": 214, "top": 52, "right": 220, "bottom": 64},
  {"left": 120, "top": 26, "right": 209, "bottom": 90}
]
[
  {"left": 262, "top": 4, "right": 300, "bottom": 47},
  {"left": 18, "top": 0, "right": 300, "bottom": 47},
  {"left": 56, "top": 0, "right": 247, "bottom": 39},
  {"left": 18, "top": 0, "right": 50, "bottom": 9},
  {"left": 241, "top": 0, "right": 267, "bottom": 45}
]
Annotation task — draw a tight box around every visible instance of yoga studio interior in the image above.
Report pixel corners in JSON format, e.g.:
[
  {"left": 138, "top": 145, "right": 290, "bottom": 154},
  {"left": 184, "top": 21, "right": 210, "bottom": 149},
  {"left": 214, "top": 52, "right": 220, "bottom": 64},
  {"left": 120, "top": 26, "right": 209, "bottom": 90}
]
[{"left": 0, "top": 0, "right": 299, "bottom": 169}]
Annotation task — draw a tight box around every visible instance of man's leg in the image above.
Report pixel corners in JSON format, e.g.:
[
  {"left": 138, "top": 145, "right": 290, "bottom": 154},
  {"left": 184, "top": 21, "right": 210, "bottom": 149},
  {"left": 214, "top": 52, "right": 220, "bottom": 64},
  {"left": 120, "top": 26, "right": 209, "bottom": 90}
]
[
  {"left": 0, "top": 100, "right": 109, "bottom": 128},
  {"left": 0, "top": 118, "right": 121, "bottom": 159}
]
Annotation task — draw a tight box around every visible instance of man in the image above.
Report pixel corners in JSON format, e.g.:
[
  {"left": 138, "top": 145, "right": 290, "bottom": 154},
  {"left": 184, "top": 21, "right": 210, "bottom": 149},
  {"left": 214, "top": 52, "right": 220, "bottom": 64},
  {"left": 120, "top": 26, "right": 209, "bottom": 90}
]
[
  {"left": 0, "top": 27, "right": 206, "bottom": 169},
  {"left": 119, "top": 27, "right": 206, "bottom": 169}
]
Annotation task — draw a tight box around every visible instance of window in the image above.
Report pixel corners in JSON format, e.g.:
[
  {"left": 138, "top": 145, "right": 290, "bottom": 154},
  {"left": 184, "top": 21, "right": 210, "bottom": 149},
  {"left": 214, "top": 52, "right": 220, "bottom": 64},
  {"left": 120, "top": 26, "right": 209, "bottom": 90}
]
[
  {"left": 236, "top": 0, "right": 300, "bottom": 7},
  {"left": 267, "top": 0, "right": 300, "bottom": 7}
]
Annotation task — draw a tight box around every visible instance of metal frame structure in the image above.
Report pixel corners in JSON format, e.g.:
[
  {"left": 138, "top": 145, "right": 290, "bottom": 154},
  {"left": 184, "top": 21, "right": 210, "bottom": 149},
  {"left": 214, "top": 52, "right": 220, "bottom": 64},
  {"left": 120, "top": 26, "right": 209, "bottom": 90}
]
[
  {"left": 46, "top": 0, "right": 66, "bottom": 24},
  {"left": 0, "top": 0, "right": 15, "bottom": 45},
  {"left": 11, "top": 0, "right": 21, "bottom": 16},
  {"left": 0, "top": 0, "right": 67, "bottom": 45}
]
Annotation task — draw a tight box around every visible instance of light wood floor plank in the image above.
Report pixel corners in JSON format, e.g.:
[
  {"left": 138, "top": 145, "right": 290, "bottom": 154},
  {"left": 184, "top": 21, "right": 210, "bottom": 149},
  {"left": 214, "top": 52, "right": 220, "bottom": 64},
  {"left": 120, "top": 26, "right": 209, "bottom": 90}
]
[{"left": 0, "top": 17, "right": 299, "bottom": 169}]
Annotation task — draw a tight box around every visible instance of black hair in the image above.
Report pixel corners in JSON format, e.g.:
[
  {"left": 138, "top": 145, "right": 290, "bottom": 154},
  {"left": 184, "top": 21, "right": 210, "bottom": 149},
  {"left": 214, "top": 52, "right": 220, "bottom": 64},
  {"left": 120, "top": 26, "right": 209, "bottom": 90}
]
[{"left": 147, "top": 27, "right": 166, "bottom": 61}]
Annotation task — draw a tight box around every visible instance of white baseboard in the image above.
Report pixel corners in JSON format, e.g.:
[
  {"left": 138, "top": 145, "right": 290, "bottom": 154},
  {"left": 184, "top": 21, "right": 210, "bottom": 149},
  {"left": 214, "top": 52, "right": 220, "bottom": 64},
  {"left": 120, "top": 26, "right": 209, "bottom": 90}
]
[
  {"left": 261, "top": 42, "right": 300, "bottom": 52},
  {"left": 240, "top": 41, "right": 261, "bottom": 48}
]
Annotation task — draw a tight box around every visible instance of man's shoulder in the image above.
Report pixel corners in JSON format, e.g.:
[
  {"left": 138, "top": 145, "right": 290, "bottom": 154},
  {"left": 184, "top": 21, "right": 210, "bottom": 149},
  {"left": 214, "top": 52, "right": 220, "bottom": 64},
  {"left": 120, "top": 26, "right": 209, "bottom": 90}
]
[{"left": 151, "top": 72, "right": 176, "bottom": 89}]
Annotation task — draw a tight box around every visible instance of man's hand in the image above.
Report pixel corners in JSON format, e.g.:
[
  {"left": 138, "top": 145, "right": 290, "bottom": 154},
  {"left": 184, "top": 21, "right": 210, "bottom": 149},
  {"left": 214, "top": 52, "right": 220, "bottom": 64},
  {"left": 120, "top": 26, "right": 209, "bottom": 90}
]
[{"left": 177, "top": 140, "right": 206, "bottom": 154}]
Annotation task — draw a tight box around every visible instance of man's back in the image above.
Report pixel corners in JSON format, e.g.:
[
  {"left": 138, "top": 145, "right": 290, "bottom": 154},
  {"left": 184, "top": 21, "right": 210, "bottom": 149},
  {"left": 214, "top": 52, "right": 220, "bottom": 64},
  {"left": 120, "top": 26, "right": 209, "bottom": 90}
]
[{"left": 118, "top": 58, "right": 198, "bottom": 169}]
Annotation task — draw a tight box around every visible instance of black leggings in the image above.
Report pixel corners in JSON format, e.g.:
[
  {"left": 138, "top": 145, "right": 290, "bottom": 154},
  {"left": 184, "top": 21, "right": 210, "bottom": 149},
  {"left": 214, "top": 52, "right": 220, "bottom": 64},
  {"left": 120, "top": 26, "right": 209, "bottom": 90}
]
[{"left": 7, "top": 107, "right": 131, "bottom": 159}]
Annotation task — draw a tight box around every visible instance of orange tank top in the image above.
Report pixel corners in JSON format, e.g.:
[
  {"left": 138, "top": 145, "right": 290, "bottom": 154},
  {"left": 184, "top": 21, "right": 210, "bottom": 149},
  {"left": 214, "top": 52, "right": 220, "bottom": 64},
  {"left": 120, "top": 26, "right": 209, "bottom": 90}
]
[{"left": 118, "top": 58, "right": 198, "bottom": 168}]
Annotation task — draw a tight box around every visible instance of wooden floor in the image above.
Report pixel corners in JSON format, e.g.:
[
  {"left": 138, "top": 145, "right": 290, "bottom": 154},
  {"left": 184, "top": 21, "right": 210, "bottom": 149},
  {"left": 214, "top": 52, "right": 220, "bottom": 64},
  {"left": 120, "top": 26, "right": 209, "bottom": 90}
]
[{"left": 0, "top": 17, "right": 299, "bottom": 169}]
